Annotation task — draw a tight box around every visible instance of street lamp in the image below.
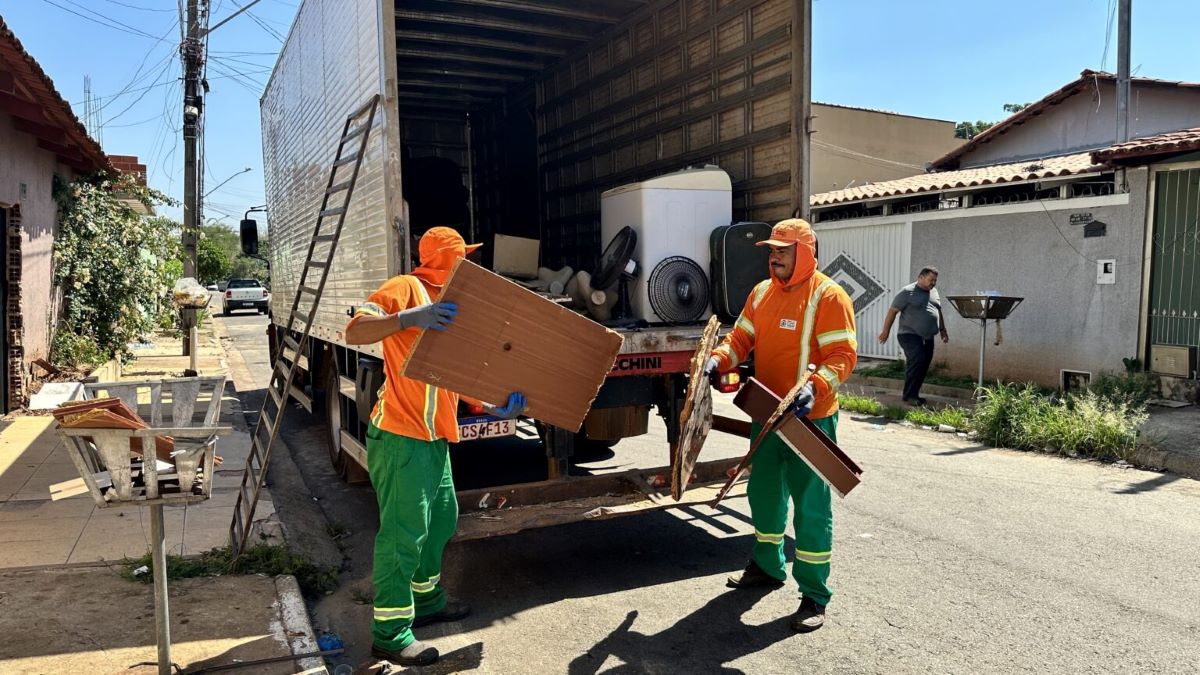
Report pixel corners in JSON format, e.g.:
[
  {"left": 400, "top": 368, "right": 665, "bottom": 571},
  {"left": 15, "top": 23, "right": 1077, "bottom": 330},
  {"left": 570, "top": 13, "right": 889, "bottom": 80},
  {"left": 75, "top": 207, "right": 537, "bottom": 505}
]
[{"left": 203, "top": 167, "right": 252, "bottom": 199}]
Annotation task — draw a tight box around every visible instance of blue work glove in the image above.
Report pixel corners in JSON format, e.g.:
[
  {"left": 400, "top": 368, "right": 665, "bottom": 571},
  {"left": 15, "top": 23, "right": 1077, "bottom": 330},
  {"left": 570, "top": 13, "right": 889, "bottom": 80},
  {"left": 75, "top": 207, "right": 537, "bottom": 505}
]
[
  {"left": 703, "top": 356, "right": 720, "bottom": 376},
  {"left": 490, "top": 392, "right": 526, "bottom": 420},
  {"left": 396, "top": 301, "right": 457, "bottom": 331},
  {"left": 790, "top": 382, "right": 815, "bottom": 420}
]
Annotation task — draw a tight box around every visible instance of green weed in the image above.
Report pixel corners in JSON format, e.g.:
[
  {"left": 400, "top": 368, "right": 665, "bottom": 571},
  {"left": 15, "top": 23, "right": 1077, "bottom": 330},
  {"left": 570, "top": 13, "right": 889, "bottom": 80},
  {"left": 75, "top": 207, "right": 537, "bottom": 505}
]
[
  {"left": 974, "top": 383, "right": 1146, "bottom": 460},
  {"left": 858, "top": 360, "right": 977, "bottom": 390},
  {"left": 121, "top": 543, "right": 339, "bottom": 598},
  {"left": 838, "top": 393, "right": 885, "bottom": 416}
]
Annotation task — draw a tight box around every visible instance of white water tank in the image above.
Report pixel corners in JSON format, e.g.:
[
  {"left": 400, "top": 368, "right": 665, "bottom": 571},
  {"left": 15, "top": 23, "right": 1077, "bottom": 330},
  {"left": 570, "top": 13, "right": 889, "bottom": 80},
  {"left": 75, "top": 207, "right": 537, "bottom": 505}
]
[{"left": 600, "top": 166, "right": 732, "bottom": 323}]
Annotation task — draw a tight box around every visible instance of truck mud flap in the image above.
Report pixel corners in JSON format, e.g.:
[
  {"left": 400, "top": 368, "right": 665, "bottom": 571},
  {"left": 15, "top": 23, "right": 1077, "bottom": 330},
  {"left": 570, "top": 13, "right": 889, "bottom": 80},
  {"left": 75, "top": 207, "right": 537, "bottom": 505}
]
[{"left": 454, "top": 457, "right": 745, "bottom": 541}]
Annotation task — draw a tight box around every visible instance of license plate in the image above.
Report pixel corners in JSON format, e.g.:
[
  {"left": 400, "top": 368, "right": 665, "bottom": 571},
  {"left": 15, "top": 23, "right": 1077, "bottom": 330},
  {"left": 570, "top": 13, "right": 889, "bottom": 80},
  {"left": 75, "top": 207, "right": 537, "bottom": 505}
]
[{"left": 458, "top": 416, "right": 517, "bottom": 441}]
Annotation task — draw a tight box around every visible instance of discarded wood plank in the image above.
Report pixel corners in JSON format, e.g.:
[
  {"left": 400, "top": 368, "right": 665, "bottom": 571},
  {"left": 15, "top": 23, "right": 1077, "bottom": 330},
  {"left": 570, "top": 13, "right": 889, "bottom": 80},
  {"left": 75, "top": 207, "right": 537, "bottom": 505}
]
[
  {"left": 402, "top": 259, "right": 623, "bottom": 432},
  {"left": 718, "top": 377, "right": 863, "bottom": 500},
  {"left": 671, "top": 315, "right": 721, "bottom": 500}
]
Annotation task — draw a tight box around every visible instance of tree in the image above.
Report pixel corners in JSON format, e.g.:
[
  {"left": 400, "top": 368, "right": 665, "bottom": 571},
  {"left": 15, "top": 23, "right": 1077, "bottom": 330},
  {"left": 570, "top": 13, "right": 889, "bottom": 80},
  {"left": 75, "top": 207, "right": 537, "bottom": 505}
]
[
  {"left": 955, "top": 120, "right": 994, "bottom": 139},
  {"left": 52, "top": 174, "right": 178, "bottom": 365},
  {"left": 197, "top": 236, "right": 231, "bottom": 284},
  {"left": 956, "top": 102, "right": 1035, "bottom": 139}
]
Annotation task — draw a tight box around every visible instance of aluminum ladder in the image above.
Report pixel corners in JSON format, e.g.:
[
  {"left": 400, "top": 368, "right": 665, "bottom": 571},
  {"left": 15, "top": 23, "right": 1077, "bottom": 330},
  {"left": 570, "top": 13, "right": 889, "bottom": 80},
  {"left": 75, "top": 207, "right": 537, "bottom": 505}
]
[{"left": 229, "top": 94, "right": 380, "bottom": 561}]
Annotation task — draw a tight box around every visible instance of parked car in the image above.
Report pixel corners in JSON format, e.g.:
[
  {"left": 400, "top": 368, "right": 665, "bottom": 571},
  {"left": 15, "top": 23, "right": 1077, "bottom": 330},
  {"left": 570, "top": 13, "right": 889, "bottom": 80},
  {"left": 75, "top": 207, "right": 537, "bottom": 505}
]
[
  {"left": 222, "top": 279, "right": 269, "bottom": 315},
  {"left": 205, "top": 283, "right": 218, "bottom": 291}
]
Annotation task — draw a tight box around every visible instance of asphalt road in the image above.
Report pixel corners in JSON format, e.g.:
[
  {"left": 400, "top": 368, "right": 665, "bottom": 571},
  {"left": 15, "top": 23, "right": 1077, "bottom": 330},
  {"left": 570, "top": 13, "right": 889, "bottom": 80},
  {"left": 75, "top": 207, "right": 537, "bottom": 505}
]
[{"left": 216, "top": 312, "right": 1200, "bottom": 674}]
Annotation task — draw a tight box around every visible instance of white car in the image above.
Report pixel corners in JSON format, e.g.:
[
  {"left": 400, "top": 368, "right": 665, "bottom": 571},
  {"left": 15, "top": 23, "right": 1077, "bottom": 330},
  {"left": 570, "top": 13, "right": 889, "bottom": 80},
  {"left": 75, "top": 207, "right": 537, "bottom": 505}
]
[
  {"left": 205, "top": 283, "right": 218, "bottom": 291},
  {"left": 222, "top": 279, "right": 270, "bottom": 315}
]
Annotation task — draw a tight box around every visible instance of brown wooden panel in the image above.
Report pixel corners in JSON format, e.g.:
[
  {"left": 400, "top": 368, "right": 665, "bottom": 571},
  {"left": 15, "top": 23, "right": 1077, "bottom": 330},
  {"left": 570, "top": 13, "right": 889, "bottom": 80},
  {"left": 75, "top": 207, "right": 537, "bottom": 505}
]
[{"left": 402, "top": 260, "right": 623, "bottom": 431}]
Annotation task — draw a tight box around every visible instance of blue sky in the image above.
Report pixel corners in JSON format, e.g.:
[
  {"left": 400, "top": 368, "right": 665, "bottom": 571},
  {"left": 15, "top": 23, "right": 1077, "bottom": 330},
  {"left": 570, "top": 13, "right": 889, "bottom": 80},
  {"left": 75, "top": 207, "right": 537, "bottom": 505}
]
[{"left": 2, "top": 0, "right": 1199, "bottom": 228}]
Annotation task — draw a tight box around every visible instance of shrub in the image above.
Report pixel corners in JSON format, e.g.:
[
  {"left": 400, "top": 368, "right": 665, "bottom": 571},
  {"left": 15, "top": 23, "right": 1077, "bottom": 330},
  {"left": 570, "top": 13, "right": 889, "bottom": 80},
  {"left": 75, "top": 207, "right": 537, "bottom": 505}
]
[
  {"left": 1089, "top": 371, "right": 1159, "bottom": 409},
  {"left": 974, "top": 383, "right": 1146, "bottom": 460},
  {"left": 52, "top": 174, "right": 177, "bottom": 367}
]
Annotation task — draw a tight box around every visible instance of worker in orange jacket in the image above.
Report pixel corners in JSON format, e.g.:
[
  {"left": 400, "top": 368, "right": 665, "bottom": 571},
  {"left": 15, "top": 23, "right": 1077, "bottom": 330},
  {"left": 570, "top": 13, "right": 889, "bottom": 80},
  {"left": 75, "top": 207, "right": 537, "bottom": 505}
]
[
  {"left": 705, "top": 218, "right": 858, "bottom": 632},
  {"left": 346, "top": 227, "right": 525, "bottom": 667}
]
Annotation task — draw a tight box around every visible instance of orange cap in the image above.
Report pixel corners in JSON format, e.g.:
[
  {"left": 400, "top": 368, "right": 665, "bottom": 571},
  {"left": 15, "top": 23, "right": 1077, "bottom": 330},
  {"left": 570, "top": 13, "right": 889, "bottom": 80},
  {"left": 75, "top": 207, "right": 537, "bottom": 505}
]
[
  {"left": 756, "top": 218, "right": 816, "bottom": 248},
  {"left": 419, "top": 226, "right": 482, "bottom": 265}
]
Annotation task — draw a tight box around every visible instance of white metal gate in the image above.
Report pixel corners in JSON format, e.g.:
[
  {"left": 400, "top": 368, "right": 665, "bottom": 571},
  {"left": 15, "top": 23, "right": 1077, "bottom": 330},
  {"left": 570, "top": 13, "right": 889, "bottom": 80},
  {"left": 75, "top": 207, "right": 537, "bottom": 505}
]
[{"left": 816, "top": 219, "right": 912, "bottom": 359}]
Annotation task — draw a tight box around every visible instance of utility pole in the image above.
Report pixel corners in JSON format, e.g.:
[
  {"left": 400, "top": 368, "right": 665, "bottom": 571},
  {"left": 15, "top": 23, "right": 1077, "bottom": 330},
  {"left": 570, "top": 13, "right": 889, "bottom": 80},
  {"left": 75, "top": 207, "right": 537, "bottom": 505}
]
[
  {"left": 790, "top": 0, "right": 812, "bottom": 221},
  {"left": 180, "top": 0, "right": 204, "bottom": 366},
  {"left": 1115, "top": 0, "right": 1132, "bottom": 144}
]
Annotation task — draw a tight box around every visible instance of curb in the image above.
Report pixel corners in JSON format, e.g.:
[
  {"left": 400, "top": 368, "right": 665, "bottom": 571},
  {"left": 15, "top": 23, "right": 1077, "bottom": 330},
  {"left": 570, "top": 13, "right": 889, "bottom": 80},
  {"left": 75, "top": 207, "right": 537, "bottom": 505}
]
[
  {"left": 1132, "top": 447, "right": 1200, "bottom": 482},
  {"left": 848, "top": 374, "right": 975, "bottom": 401},
  {"left": 275, "top": 574, "right": 329, "bottom": 674}
]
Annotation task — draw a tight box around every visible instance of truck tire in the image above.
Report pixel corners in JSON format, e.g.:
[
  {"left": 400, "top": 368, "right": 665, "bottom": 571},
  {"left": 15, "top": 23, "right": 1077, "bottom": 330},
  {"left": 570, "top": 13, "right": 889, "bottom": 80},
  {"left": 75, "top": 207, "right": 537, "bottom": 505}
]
[{"left": 323, "top": 363, "right": 351, "bottom": 479}]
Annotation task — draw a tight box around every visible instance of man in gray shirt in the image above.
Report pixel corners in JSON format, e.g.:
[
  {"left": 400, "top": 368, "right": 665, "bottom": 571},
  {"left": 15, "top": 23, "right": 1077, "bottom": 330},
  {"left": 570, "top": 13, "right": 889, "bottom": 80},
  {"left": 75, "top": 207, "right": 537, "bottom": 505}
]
[{"left": 877, "top": 267, "right": 949, "bottom": 405}]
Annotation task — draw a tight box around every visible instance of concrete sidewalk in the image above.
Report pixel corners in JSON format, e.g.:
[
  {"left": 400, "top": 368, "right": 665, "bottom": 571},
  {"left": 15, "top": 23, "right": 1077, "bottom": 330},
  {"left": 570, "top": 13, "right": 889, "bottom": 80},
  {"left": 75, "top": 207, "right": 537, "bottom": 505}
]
[
  {"left": 0, "top": 324, "right": 321, "bottom": 674},
  {"left": 0, "top": 326, "right": 275, "bottom": 567}
]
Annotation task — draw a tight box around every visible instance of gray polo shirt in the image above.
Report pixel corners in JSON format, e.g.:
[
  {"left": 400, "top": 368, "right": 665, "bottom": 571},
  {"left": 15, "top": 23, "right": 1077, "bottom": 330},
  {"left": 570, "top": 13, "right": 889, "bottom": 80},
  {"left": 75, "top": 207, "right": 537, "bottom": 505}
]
[{"left": 892, "top": 282, "right": 941, "bottom": 338}]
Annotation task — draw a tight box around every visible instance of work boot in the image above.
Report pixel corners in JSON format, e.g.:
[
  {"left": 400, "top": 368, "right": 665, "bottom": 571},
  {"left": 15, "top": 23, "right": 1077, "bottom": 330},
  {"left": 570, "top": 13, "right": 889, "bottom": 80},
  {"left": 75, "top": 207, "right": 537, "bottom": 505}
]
[
  {"left": 726, "top": 561, "right": 785, "bottom": 589},
  {"left": 412, "top": 599, "right": 471, "bottom": 628},
  {"left": 371, "top": 640, "right": 439, "bottom": 666},
  {"left": 791, "top": 597, "right": 826, "bottom": 633}
]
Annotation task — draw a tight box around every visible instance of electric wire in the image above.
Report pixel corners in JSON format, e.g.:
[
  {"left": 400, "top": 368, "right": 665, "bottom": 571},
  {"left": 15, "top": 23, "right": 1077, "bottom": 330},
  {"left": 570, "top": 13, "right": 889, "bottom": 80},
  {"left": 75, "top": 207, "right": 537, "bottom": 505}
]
[
  {"left": 99, "top": 0, "right": 177, "bottom": 12},
  {"left": 37, "top": 0, "right": 170, "bottom": 42}
]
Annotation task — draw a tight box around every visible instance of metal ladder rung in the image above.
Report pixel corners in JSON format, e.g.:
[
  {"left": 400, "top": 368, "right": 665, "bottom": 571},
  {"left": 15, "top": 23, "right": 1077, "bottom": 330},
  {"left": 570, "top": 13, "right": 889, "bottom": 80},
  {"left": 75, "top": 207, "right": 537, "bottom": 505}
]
[
  {"left": 341, "top": 124, "right": 368, "bottom": 143},
  {"left": 350, "top": 96, "right": 380, "bottom": 119},
  {"left": 231, "top": 93, "right": 380, "bottom": 564}
]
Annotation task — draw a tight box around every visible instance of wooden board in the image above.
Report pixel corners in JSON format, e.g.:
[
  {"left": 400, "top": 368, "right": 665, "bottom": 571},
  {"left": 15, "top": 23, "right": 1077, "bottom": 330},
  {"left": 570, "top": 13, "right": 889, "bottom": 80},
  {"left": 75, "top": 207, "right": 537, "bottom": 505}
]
[
  {"left": 401, "top": 259, "right": 624, "bottom": 432},
  {"left": 732, "top": 377, "right": 863, "bottom": 498},
  {"left": 670, "top": 315, "right": 721, "bottom": 500},
  {"left": 52, "top": 398, "right": 175, "bottom": 462}
]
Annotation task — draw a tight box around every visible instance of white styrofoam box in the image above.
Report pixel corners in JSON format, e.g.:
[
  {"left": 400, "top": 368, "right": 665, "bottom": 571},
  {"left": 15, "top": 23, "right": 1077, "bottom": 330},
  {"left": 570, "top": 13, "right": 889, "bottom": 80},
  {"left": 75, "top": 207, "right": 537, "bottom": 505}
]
[
  {"left": 493, "top": 234, "right": 540, "bottom": 279},
  {"left": 600, "top": 166, "right": 731, "bottom": 323}
]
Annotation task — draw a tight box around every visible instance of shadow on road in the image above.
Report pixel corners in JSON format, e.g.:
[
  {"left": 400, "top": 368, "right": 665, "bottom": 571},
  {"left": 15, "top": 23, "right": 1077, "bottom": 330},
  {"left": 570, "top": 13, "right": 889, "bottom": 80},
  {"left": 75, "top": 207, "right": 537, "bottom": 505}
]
[
  {"left": 933, "top": 444, "right": 992, "bottom": 457},
  {"left": 1113, "top": 472, "right": 1182, "bottom": 495},
  {"left": 567, "top": 589, "right": 794, "bottom": 674}
]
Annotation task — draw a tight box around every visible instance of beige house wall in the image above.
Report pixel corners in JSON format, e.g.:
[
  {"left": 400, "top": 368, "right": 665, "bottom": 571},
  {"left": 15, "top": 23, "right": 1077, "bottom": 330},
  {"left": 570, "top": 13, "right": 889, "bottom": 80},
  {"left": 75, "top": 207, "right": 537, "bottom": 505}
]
[
  {"left": 811, "top": 103, "right": 963, "bottom": 193},
  {"left": 0, "top": 110, "right": 68, "bottom": 367}
]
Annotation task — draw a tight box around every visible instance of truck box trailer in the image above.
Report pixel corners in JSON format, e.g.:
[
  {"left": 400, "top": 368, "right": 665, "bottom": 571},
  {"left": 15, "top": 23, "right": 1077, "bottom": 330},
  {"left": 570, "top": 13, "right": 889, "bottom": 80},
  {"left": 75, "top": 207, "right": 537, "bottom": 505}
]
[{"left": 256, "top": 0, "right": 808, "bottom": 535}]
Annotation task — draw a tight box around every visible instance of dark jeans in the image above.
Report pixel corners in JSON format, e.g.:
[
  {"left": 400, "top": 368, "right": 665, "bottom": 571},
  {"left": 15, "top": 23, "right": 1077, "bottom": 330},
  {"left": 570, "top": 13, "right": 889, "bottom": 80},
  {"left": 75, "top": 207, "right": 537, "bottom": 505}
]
[{"left": 897, "top": 334, "right": 935, "bottom": 401}]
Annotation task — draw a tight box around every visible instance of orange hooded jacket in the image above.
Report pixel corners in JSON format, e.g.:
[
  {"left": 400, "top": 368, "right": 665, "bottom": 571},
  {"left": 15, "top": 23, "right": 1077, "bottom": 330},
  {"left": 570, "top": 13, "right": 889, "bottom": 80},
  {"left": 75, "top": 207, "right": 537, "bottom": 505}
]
[
  {"left": 711, "top": 219, "right": 858, "bottom": 419},
  {"left": 347, "top": 227, "right": 482, "bottom": 442}
]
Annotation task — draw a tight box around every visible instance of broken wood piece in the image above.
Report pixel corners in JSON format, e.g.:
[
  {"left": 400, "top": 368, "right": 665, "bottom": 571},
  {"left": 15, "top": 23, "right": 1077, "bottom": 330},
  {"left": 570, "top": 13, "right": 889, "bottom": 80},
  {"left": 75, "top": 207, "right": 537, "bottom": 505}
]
[
  {"left": 402, "top": 259, "right": 624, "bottom": 432},
  {"left": 722, "top": 377, "right": 863, "bottom": 499},
  {"left": 670, "top": 315, "right": 721, "bottom": 500},
  {"left": 712, "top": 368, "right": 819, "bottom": 506},
  {"left": 32, "top": 358, "right": 61, "bottom": 376},
  {"left": 53, "top": 398, "right": 176, "bottom": 462}
]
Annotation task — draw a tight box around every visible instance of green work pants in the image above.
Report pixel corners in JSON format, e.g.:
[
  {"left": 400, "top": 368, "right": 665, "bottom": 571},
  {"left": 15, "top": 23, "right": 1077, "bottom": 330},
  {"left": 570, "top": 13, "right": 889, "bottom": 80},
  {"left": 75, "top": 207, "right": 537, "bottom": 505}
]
[
  {"left": 746, "top": 413, "right": 837, "bottom": 606},
  {"left": 367, "top": 425, "right": 457, "bottom": 651}
]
